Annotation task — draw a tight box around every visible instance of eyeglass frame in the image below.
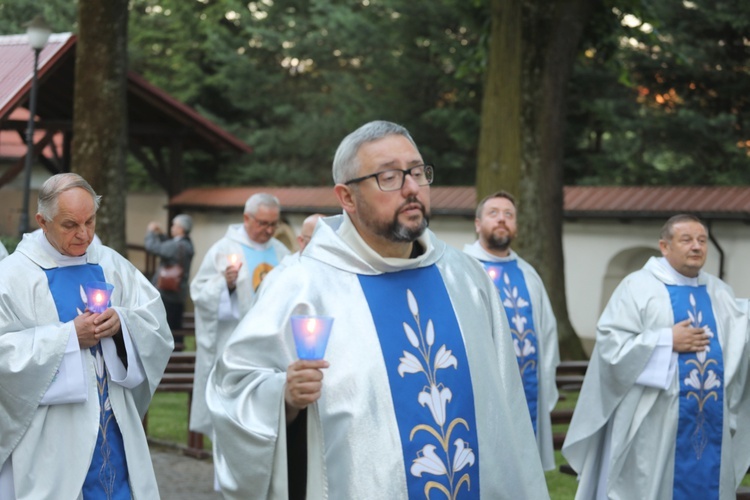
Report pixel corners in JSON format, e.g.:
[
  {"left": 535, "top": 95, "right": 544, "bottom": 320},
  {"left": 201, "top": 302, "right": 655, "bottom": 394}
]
[
  {"left": 343, "top": 164, "right": 434, "bottom": 192},
  {"left": 248, "top": 214, "right": 280, "bottom": 229}
]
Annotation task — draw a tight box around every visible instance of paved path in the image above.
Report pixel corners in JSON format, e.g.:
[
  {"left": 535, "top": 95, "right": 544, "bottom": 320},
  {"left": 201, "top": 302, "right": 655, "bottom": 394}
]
[{"left": 151, "top": 444, "right": 222, "bottom": 500}]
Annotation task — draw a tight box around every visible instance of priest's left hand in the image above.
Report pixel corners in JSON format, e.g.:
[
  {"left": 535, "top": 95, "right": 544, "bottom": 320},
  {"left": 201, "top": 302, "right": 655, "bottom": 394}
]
[{"left": 93, "top": 308, "right": 122, "bottom": 339}]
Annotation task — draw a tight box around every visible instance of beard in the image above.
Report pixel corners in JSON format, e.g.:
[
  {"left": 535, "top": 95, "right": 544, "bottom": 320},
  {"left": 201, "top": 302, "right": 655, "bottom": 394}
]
[
  {"left": 485, "top": 229, "right": 513, "bottom": 252},
  {"left": 358, "top": 195, "right": 430, "bottom": 243}
]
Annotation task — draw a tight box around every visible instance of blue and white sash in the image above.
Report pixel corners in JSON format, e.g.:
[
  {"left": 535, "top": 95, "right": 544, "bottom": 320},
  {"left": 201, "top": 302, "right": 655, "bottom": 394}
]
[
  {"left": 481, "top": 260, "right": 539, "bottom": 434},
  {"left": 359, "top": 265, "right": 480, "bottom": 499},
  {"left": 666, "top": 284, "right": 723, "bottom": 500},
  {"left": 44, "top": 264, "right": 131, "bottom": 500},
  {"left": 241, "top": 245, "right": 279, "bottom": 291}
]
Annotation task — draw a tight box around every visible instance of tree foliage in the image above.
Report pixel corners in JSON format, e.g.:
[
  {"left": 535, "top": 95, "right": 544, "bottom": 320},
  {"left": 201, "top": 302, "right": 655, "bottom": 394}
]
[
  {"left": 566, "top": 0, "right": 750, "bottom": 185},
  {"left": 127, "top": 0, "right": 485, "bottom": 187}
]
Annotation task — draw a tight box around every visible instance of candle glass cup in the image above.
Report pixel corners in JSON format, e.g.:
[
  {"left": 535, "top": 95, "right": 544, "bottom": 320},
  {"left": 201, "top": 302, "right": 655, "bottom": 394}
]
[
  {"left": 84, "top": 281, "right": 114, "bottom": 314},
  {"left": 290, "top": 315, "right": 334, "bottom": 360}
]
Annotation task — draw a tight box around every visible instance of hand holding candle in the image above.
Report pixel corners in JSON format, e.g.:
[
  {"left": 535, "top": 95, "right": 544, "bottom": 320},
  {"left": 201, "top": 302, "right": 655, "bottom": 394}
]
[
  {"left": 291, "top": 315, "right": 334, "bottom": 360},
  {"left": 84, "top": 281, "right": 114, "bottom": 314}
]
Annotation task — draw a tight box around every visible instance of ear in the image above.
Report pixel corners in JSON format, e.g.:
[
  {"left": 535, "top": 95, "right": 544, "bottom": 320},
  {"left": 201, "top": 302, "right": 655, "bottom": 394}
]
[
  {"left": 658, "top": 239, "right": 669, "bottom": 257},
  {"left": 333, "top": 184, "right": 357, "bottom": 216},
  {"left": 35, "top": 213, "right": 47, "bottom": 232},
  {"left": 474, "top": 217, "right": 481, "bottom": 235}
]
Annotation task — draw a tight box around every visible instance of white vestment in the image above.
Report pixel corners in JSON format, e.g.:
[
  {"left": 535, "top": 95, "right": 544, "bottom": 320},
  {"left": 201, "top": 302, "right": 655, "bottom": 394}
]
[
  {"left": 562, "top": 257, "right": 750, "bottom": 500},
  {"left": 207, "top": 214, "right": 548, "bottom": 499},
  {"left": 0, "top": 231, "right": 173, "bottom": 499},
  {"left": 0, "top": 241, "right": 7, "bottom": 261},
  {"left": 189, "top": 224, "right": 290, "bottom": 435},
  {"left": 463, "top": 241, "right": 560, "bottom": 471}
]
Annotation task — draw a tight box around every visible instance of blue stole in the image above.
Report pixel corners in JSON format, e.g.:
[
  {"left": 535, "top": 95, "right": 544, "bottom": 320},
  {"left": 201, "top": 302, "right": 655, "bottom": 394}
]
[
  {"left": 43, "top": 264, "right": 131, "bottom": 500},
  {"left": 480, "top": 260, "right": 539, "bottom": 434},
  {"left": 666, "top": 284, "right": 723, "bottom": 500},
  {"left": 358, "top": 265, "right": 480, "bottom": 499},
  {"left": 241, "top": 245, "right": 279, "bottom": 291}
]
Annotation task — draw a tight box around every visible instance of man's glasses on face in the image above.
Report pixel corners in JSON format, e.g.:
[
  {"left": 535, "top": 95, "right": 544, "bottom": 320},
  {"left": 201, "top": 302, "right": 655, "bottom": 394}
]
[
  {"left": 250, "top": 215, "right": 279, "bottom": 229},
  {"left": 344, "top": 164, "right": 434, "bottom": 192}
]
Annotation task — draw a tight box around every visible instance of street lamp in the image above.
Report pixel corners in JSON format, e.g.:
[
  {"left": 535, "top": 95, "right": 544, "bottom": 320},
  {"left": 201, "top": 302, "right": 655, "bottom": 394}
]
[{"left": 18, "top": 15, "right": 51, "bottom": 237}]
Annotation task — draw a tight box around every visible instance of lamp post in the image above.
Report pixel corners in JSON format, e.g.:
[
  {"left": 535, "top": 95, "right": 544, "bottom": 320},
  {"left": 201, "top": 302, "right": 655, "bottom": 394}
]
[{"left": 18, "top": 15, "right": 51, "bottom": 238}]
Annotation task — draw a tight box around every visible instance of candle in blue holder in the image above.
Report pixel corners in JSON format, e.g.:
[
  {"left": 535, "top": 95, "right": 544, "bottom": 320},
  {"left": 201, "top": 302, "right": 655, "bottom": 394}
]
[
  {"left": 291, "top": 315, "right": 334, "bottom": 360},
  {"left": 484, "top": 264, "right": 502, "bottom": 283},
  {"left": 85, "top": 281, "right": 114, "bottom": 314}
]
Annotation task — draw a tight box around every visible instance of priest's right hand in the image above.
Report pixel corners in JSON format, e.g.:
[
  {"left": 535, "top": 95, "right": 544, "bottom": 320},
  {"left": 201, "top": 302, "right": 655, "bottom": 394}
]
[
  {"left": 74, "top": 312, "right": 100, "bottom": 348},
  {"left": 672, "top": 318, "right": 708, "bottom": 353},
  {"left": 284, "top": 359, "right": 329, "bottom": 423},
  {"left": 225, "top": 262, "right": 242, "bottom": 292}
]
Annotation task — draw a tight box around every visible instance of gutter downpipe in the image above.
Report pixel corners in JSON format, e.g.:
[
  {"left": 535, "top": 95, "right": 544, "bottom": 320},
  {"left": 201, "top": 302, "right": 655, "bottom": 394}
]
[{"left": 706, "top": 220, "right": 725, "bottom": 280}]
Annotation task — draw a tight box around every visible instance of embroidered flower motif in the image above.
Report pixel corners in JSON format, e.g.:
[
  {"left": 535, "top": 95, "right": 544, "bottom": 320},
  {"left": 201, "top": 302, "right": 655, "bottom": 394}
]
[
  {"left": 683, "top": 292, "right": 721, "bottom": 459},
  {"left": 411, "top": 444, "right": 448, "bottom": 477},
  {"left": 399, "top": 289, "right": 474, "bottom": 499},
  {"left": 514, "top": 338, "right": 537, "bottom": 358},
  {"left": 434, "top": 346, "right": 458, "bottom": 371},
  {"left": 398, "top": 351, "right": 425, "bottom": 377},
  {"left": 452, "top": 439, "right": 476, "bottom": 472},
  {"left": 418, "top": 383, "right": 452, "bottom": 426}
]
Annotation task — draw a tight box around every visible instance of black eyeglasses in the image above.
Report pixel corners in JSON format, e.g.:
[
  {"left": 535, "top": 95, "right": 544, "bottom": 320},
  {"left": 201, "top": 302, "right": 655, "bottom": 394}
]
[{"left": 344, "top": 164, "right": 434, "bottom": 192}]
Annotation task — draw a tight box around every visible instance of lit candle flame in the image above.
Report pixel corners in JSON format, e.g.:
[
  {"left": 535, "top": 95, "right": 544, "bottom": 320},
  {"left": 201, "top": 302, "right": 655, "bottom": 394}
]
[
  {"left": 305, "top": 318, "right": 318, "bottom": 335},
  {"left": 487, "top": 268, "right": 497, "bottom": 280},
  {"left": 228, "top": 254, "right": 239, "bottom": 265},
  {"left": 95, "top": 291, "right": 104, "bottom": 304}
]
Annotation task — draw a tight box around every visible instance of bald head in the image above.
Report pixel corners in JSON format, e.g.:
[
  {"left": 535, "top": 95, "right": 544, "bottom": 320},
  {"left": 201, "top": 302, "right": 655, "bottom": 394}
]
[{"left": 297, "top": 214, "right": 325, "bottom": 251}]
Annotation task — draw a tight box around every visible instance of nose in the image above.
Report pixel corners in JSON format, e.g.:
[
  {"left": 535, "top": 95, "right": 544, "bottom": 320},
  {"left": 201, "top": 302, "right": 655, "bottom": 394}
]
[{"left": 401, "top": 172, "right": 421, "bottom": 195}]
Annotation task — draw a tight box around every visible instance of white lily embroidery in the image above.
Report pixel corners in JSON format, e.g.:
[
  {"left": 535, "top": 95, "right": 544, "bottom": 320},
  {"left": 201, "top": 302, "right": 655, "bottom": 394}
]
[
  {"left": 452, "top": 438, "right": 476, "bottom": 472},
  {"left": 407, "top": 289, "right": 419, "bottom": 316},
  {"left": 404, "top": 322, "right": 420, "bottom": 348},
  {"left": 398, "top": 351, "right": 425, "bottom": 377},
  {"left": 94, "top": 347, "right": 105, "bottom": 379},
  {"left": 704, "top": 370, "right": 721, "bottom": 390},
  {"left": 418, "top": 383, "right": 452, "bottom": 426},
  {"left": 411, "top": 444, "right": 448, "bottom": 477},
  {"left": 425, "top": 320, "right": 435, "bottom": 347},
  {"left": 513, "top": 338, "right": 536, "bottom": 358},
  {"left": 511, "top": 313, "right": 527, "bottom": 332},
  {"left": 685, "top": 369, "right": 702, "bottom": 390},
  {"left": 433, "top": 345, "right": 458, "bottom": 371}
]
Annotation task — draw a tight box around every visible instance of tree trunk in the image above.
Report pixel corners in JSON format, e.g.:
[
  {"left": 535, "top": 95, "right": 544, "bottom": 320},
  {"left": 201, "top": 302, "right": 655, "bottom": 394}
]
[
  {"left": 72, "top": 0, "right": 129, "bottom": 254},
  {"left": 477, "top": 0, "right": 522, "bottom": 197},
  {"left": 477, "top": 0, "right": 594, "bottom": 359}
]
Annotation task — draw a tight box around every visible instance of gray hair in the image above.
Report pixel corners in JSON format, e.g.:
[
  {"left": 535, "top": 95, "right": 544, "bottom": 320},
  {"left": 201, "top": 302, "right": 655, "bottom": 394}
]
[
  {"left": 332, "top": 120, "right": 418, "bottom": 184},
  {"left": 173, "top": 214, "right": 193, "bottom": 233},
  {"left": 244, "top": 193, "right": 281, "bottom": 215},
  {"left": 659, "top": 214, "right": 707, "bottom": 241},
  {"left": 37, "top": 173, "right": 101, "bottom": 222}
]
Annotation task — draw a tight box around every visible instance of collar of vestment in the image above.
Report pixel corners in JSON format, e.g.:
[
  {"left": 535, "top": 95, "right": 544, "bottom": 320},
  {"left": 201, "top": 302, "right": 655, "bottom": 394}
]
[
  {"left": 645, "top": 256, "right": 703, "bottom": 286},
  {"left": 16, "top": 230, "right": 101, "bottom": 269},
  {"left": 463, "top": 240, "right": 517, "bottom": 263},
  {"left": 224, "top": 223, "right": 276, "bottom": 250},
  {"left": 303, "top": 213, "right": 444, "bottom": 275}
]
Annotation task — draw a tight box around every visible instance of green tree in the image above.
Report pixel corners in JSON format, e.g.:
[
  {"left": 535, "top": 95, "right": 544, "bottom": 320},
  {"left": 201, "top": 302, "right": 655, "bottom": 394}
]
[
  {"left": 127, "top": 0, "right": 484, "bottom": 187},
  {"left": 566, "top": 0, "right": 750, "bottom": 186}
]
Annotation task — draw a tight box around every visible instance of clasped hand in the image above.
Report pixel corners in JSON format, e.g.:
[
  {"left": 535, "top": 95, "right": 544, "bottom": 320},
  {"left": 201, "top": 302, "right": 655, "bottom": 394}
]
[{"left": 74, "top": 308, "right": 122, "bottom": 349}]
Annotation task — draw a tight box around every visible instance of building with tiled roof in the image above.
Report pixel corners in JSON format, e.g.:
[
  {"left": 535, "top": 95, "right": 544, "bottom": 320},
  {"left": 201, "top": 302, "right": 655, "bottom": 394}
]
[{"left": 166, "top": 184, "right": 750, "bottom": 352}]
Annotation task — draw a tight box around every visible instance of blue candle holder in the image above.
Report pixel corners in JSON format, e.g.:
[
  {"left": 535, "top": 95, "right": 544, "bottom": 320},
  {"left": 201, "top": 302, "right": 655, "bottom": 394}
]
[
  {"left": 84, "top": 281, "right": 114, "bottom": 313},
  {"left": 291, "top": 315, "right": 334, "bottom": 360}
]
